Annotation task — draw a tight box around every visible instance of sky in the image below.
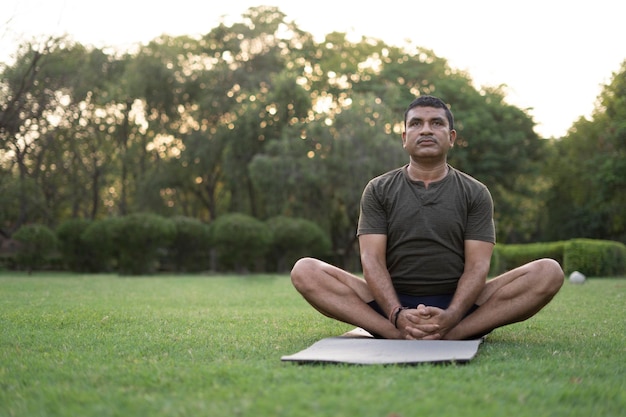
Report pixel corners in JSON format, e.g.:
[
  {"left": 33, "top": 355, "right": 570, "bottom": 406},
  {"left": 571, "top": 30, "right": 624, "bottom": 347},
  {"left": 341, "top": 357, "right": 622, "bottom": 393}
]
[{"left": 2, "top": 0, "right": 625, "bottom": 138}]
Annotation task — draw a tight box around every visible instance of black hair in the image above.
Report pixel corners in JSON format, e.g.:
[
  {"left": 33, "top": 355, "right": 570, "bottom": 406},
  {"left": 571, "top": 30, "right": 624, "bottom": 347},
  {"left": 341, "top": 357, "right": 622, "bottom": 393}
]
[{"left": 404, "top": 95, "right": 454, "bottom": 130}]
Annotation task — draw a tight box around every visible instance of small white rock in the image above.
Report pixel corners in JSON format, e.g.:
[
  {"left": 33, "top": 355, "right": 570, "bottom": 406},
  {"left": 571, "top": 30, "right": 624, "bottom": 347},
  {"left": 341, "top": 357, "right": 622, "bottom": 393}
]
[{"left": 569, "top": 271, "right": 586, "bottom": 284}]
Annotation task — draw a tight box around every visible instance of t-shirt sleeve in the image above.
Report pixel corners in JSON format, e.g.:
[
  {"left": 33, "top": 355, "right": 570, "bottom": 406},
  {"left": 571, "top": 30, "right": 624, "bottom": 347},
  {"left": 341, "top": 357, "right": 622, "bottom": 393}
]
[
  {"left": 356, "top": 180, "right": 388, "bottom": 236},
  {"left": 465, "top": 186, "right": 496, "bottom": 244}
]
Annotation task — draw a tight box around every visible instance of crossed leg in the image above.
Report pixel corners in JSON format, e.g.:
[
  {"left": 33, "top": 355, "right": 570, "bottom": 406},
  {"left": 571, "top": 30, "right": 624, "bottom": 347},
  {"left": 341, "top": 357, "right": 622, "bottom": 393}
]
[
  {"left": 290, "top": 257, "right": 401, "bottom": 339},
  {"left": 444, "top": 258, "right": 564, "bottom": 339},
  {"left": 290, "top": 257, "right": 564, "bottom": 340}
]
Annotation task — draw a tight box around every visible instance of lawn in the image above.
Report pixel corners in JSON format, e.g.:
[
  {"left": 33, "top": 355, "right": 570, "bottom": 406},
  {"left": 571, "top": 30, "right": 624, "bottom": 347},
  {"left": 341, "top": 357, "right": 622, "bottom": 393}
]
[{"left": 1, "top": 272, "right": 624, "bottom": 417}]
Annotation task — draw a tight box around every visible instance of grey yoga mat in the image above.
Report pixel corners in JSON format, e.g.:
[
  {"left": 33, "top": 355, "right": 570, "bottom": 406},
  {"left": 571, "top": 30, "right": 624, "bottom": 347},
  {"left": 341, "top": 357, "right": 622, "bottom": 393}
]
[{"left": 281, "top": 328, "right": 483, "bottom": 365}]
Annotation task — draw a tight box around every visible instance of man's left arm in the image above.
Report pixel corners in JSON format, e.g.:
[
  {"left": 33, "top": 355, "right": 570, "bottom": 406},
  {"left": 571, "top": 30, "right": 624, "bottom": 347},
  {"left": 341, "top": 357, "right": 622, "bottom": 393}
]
[
  {"left": 403, "top": 239, "right": 493, "bottom": 339},
  {"left": 441, "top": 239, "right": 494, "bottom": 330},
  {"left": 439, "top": 185, "right": 496, "bottom": 335}
]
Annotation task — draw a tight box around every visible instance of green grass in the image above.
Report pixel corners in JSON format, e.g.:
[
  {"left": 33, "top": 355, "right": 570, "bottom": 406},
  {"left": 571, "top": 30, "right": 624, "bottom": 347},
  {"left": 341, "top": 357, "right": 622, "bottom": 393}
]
[{"left": 1, "top": 272, "right": 625, "bottom": 417}]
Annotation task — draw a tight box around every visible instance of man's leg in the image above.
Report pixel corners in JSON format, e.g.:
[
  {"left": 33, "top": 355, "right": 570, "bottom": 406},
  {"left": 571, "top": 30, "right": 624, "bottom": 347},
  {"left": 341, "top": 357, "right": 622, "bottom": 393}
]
[
  {"left": 445, "top": 258, "right": 564, "bottom": 340},
  {"left": 290, "top": 257, "right": 401, "bottom": 339}
]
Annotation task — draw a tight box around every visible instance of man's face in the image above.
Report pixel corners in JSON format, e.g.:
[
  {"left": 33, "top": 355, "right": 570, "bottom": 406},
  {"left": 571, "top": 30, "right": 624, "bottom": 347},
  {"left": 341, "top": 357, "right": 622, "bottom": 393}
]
[{"left": 402, "top": 106, "right": 456, "bottom": 159}]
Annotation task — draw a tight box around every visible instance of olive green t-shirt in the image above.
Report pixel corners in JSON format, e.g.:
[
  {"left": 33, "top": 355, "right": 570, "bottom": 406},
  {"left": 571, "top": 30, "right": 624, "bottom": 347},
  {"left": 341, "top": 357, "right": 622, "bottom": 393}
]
[{"left": 357, "top": 165, "right": 495, "bottom": 296}]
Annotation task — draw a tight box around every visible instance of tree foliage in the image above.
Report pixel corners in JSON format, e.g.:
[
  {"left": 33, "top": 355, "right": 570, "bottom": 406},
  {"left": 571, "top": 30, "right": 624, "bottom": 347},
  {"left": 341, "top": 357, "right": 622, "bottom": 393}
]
[
  {"left": 1, "top": 6, "right": 622, "bottom": 272},
  {"left": 544, "top": 59, "right": 626, "bottom": 243}
]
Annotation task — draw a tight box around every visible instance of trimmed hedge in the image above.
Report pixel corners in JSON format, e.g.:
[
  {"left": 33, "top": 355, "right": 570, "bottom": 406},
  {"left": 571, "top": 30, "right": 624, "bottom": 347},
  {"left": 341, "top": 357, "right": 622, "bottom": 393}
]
[
  {"left": 9, "top": 218, "right": 626, "bottom": 278},
  {"left": 12, "top": 224, "right": 58, "bottom": 271},
  {"left": 81, "top": 217, "right": 125, "bottom": 272},
  {"left": 56, "top": 218, "right": 101, "bottom": 272},
  {"left": 164, "top": 216, "right": 213, "bottom": 272},
  {"left": 266, "top": 216, "right": 331, "bottom": 272},
  {"left": 490, "top": 241, "right": 566, "bottom": 276},
  {"left": 113, "top": 213, "right": 176, "bottom": 275},
  {"left": 211, "top": 213, "right": 272, "bottom": 272},
  {"left": 80, "top": 214, "right": 176, "bottom": 275},
  {"left": 491, "top": 238, "right": 626, "bottom": 278},
  {"left": 563, "top": 239, "right": 626, "bottom": 277}
]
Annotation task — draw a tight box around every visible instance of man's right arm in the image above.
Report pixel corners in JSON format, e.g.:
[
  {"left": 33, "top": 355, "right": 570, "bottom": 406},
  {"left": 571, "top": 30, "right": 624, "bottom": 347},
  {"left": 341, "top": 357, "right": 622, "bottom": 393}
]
[{"left": 359, "top": 234, "right": 402, "bottom": 323}]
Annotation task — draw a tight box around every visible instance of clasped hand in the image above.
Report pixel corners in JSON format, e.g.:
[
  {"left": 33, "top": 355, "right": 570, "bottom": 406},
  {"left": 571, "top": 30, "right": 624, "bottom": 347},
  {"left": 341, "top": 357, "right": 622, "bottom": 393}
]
[{"left": 397, "top": 304, "right": 458, "bottom": 340}]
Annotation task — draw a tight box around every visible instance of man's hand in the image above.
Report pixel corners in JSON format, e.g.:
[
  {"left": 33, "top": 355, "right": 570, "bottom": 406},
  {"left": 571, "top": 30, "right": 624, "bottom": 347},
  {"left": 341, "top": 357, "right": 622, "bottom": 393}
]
[{"left": 397, "top": 304, "right": 460, "bottom": 340}]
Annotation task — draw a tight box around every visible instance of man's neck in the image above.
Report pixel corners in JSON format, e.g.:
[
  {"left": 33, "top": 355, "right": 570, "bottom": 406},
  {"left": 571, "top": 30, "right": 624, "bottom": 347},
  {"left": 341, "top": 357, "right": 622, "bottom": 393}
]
[{"left": 406, "top": 161, "right": 449, "bottom": 188}]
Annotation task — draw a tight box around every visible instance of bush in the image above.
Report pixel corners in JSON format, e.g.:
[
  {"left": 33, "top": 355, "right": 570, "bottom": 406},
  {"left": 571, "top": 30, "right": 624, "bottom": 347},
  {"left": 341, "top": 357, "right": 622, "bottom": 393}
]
[
  {"left": 211, "top": 213, "right": 272, "bottom": 272},
  {"left": 165, "top": 216, "right": 213, "bottom": 272},
  {"left": 80, "top": 214, "right": 175, "bottom": 275},
  {"left": 563, "top": 238, "right": 626, "bottom": 277},
  {"left": 490, "top": 241, "right": 566, "bottom": 276},
  {"left": 490, "top": 238, "right": 626, "bottom": 278},
  {"left": 266, "top": 216, "right": 331, "bottom": 272},
  {"left": 113, "top": 213, "right": 176, "bottom": 275},
  {"left": 81, "top": 217, "right": 125, "bottom": 272},
  {"left": 56, "top": 218, "right": 103, "bottom": 272},
  {"left": 12, "top": 224, "right": 58, "bottom": 271}
]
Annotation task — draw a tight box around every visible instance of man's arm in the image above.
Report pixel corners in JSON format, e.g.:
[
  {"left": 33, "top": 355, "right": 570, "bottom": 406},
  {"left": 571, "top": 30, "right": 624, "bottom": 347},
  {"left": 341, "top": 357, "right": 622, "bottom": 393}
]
[
  {"left": 445, "top": 239, "right": 494, "bottom": 324},
  {"left": 402, "top": 239, "right": 493, "bottom": 339},
  {"left": 358, "top": 234, "right": 402, "bottom": 321}
]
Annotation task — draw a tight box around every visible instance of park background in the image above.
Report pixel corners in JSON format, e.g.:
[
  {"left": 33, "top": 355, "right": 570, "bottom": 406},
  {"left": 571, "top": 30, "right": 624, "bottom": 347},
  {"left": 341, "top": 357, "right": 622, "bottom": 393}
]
[
  {"left": 1, "top": 4, "right": 625, "bottom": 274},
  {"left": 1, "top": 5, "right": 625, "bottom": 417}
]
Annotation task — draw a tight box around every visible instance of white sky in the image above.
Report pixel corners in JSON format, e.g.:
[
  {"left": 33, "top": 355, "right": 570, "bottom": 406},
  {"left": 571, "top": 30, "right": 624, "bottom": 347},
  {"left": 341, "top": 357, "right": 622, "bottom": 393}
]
[{"left": 2, "top": 0, "right": 625, "bottom": 138}]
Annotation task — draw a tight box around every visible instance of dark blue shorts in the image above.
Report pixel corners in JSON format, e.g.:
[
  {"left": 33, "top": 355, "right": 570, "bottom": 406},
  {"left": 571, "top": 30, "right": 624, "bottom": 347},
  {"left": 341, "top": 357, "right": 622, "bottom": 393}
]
[
  {"left": 368, "top": 293, "right": 479, "bottom": 315},
  {"left": 367, "top": 293, "right": 482, "bottom": 338}
]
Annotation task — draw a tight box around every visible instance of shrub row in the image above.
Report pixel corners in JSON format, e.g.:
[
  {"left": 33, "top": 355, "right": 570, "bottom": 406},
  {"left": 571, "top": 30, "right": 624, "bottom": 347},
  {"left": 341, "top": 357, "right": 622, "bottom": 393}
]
[
  {"left": 4, "top": 213, "right": 331, "bottom": 275},
  {"left": 7, "top": 218, "right": 625, "bottom": 278},
  {"left": 491, "top": 238, "right": 626, "bottom": 278}
]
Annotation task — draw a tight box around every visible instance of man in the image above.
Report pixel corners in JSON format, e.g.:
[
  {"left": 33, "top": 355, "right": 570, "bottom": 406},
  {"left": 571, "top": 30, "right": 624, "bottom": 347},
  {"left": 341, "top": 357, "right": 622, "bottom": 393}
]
[{"left": 290, "top": 95, "right": 563, "bottom": 340}]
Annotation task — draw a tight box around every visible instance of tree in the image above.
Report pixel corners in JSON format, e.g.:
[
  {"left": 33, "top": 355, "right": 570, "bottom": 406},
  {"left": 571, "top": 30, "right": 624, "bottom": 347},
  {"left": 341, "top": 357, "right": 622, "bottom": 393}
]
[
  {"left": 250, "top": 93, "right": 405, "bottom": 268},
  {"left": 0, "top": 6, "right": 557, "bottom": 272},
  {"left": 0, "top": 37, "right": 128, "bottom": 231},
  {"left": 0, "top": 37, "right": 68, "bottom": 233},
  {"left": 544, "top": 60, "right": 626, "bottom": 243}
]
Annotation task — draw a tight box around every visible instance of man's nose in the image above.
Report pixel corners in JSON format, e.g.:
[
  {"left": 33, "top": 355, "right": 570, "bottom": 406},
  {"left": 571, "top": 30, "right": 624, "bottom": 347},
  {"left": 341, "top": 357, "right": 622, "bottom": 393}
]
[{"left": 419, "top": 122, "right": 434, "bottom": 134}]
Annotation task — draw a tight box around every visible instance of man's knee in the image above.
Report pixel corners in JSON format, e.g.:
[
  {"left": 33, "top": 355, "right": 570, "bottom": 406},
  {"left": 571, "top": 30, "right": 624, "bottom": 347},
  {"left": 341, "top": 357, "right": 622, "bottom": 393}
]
[
  {"left": 290, "top": 257, "right": 320, "bottom": 291},
  {"left": 532, "top": 258, "right": 565, "bottom": 295}
]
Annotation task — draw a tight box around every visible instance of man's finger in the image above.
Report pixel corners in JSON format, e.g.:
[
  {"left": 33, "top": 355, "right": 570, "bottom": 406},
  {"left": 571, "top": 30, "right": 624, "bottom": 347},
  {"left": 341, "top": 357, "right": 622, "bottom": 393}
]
[
  {"left": 403, "top": 324, "right": 439, "bottom": 337},
  {"left": 405, "top": 330, "right": 442, "bottom": 340}
]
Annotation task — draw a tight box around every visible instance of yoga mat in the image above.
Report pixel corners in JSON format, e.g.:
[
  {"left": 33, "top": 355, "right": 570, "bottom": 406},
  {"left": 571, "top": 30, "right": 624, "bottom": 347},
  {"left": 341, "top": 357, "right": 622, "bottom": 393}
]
[{"left": 281, "top": 328, "right": 483, "bottom": 365}]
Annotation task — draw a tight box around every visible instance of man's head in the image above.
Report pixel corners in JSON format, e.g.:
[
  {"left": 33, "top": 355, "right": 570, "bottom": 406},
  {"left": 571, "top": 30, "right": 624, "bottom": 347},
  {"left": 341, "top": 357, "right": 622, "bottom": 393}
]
[
  {"left": 402, "top": 95, "right": 456, "bottom": 161},
  {"left": 404, "top": 95, "right": 454, "bottom": 131}
]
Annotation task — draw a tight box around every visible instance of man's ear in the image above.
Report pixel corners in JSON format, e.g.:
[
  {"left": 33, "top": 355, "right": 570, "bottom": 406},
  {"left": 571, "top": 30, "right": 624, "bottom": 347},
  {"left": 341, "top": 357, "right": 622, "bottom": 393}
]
[{"left": 449, "top": 129, "right": 457, "bottom": 147}]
